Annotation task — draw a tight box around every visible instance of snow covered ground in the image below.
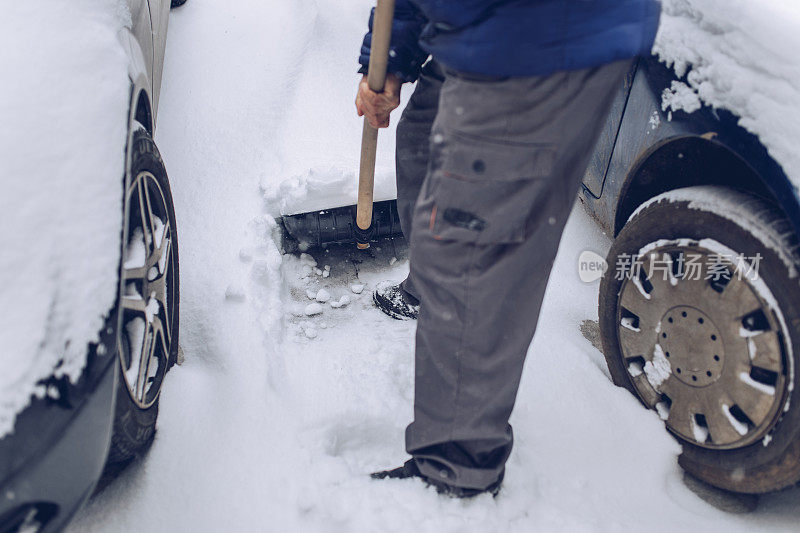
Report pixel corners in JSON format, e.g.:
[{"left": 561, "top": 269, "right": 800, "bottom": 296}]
[{"left": 72, "top": 0, "right": 800, "bottom": 531}]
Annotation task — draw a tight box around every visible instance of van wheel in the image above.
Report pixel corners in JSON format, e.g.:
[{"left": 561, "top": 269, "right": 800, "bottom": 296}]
[{"left": 599, "top": 186, "right": 800, "bottom": 493}]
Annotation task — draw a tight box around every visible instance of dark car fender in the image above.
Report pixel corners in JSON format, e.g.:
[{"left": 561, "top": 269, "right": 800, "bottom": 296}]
[
  {"left": 581, "top": 56, "right": 800, "bottom": 240},
  {"left": 0, "top": 336, "right": 118, "bottom": 532}
]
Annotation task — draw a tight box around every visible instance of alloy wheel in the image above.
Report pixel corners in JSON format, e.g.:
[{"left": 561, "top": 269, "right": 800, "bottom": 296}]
[{"left": 119, "top": 171, "right": 175, "bottom": 409}]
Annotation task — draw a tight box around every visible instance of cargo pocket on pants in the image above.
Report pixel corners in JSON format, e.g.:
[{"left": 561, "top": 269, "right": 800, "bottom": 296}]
[{"left": 428, "top": 136, "right": 556, "bottom": 245}]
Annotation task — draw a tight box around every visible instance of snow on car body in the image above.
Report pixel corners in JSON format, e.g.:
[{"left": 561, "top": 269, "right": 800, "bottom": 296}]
[{"left": 0, "top": 1, "right": 179, "bottom": 530}]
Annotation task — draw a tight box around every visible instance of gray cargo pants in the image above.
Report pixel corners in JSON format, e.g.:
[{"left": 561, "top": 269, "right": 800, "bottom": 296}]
[{"left": 393, "top": 59, "right": 631, "bottom": 490}]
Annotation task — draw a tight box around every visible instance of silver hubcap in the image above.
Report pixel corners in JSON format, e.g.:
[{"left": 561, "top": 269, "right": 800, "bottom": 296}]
[
  {"left": 617, "top": 242, "right": 789, "bottom": 449},
  {"left": 119, "top": 171, "right": 174, "bottom": 409}
]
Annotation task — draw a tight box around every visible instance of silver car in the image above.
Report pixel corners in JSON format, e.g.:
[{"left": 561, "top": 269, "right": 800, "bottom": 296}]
[{"left": 0, "top": 1, "right": 182, "bottom": 531}]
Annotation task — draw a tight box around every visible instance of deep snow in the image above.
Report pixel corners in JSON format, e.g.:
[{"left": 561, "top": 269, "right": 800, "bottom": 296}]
[
  {"left": 0, "top": 0, "right": 130, "bottom": 438},
  {"left": 71, "top": 0, "right": 800, "bottom": 531}
]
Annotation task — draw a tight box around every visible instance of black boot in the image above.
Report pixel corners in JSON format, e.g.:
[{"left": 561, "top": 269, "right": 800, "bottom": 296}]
[
  {"left": 371, "top": 459, "right": 423, "bottom": 480},
  {"left": 373, "top": 282, "right": 419, "bottom": 320},
  {"left": 371, "top": 459, "right": 503, "bottom": 498}
]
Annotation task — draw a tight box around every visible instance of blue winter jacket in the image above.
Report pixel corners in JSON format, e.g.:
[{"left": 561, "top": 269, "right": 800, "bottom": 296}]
[{"left": 359, "top": 0, "right": 662, "bottom": 82}]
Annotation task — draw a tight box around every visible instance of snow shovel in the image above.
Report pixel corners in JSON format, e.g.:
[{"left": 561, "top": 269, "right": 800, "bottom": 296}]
[
  {"left": 277, "top": 0, "right": 403, "bottom": 253},
  {"left": 354, "top": 0, "right": 396, "bottom": 249}
]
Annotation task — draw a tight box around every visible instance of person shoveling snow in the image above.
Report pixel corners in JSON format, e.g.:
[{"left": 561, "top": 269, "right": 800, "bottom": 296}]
[{"left": 354, "top": 0, "right": 661, "bottom": 497}]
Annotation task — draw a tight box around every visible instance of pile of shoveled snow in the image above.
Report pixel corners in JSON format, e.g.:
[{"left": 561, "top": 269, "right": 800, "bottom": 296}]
[
  {"left": 0, "top": 0, "right": 131, "bottom": 437},
  {"left": 655, "top": 0, "right": 800, "bottom": 186},
  {"left": 265, "top": 166, "right": 398, "bottom": 216}
]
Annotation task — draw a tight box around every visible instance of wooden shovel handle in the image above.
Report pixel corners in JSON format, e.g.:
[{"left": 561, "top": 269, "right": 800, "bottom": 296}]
[{"left": 356, "top": 0, "right": 396, "bottom": 248}]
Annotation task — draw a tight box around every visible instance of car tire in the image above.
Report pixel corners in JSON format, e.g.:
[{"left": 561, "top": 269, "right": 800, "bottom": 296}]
[
  {"left": 105, "top": 125, "right": 179, "bottom": 468},
  {"left": 599, "top": 185, "right": 800, "bottom": 493}
]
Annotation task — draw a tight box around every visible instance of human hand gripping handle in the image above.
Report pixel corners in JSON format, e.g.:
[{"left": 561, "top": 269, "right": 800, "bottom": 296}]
[{"left": 354, "top": 0, "right": 397, "bottom": 249}]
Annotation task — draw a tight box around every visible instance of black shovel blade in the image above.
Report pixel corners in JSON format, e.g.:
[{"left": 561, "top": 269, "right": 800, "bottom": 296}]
[{"left": 279, "top": 199, "right": 403, "bottom": 253}]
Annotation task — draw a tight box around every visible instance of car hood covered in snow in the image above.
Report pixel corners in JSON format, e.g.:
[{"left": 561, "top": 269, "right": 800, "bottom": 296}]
[{"left": 0, "top": 0, "right": 132, "bottom": 438}]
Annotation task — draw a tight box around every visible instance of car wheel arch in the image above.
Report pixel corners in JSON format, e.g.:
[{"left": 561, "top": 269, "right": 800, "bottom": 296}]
[
  {"left": 133, "top": 88, "right": 153, "bottom": 136},
  {"left": 613, "top": 135, "right": 779, "bottom": 236}
]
